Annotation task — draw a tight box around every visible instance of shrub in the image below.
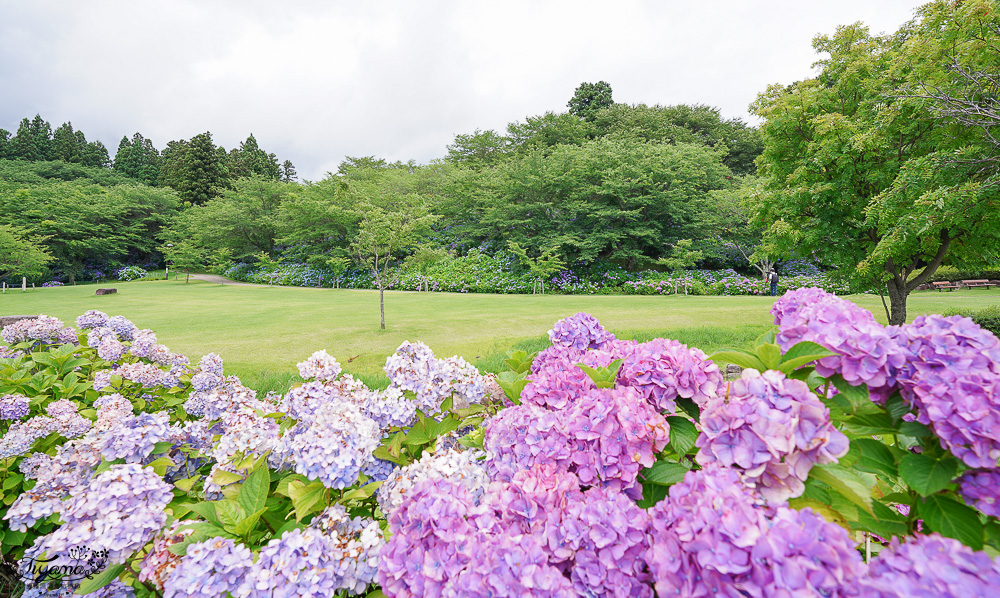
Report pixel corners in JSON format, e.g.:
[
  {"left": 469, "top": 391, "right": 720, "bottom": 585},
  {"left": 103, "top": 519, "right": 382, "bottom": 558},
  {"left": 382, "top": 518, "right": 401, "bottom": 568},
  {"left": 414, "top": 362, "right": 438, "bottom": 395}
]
[
  {"left": 115, "top": 265, "right": 148, "bottom": 281},
  {"left": 943, "top": 304, "right": 1000, "bottom": 338}
]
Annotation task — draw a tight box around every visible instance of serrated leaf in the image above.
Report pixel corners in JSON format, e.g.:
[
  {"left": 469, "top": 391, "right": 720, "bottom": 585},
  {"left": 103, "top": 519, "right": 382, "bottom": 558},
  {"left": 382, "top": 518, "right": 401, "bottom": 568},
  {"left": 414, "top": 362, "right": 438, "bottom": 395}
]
[
  {"left": 829, "top": 376, "right": 879, "bottom": 416},
  {"left": 788, "top": 497, "right": 849, "bottom": 528},
  {"left": 707, "top": 349, "right": 767, "bottom": 371},
  {"left": 899, "top": 453, "right": 959, "bottom": 497},
  {"left": 665, "top": 416, "right": 699, "bottom": 455},
  {"left": 288, "top": 480, "right": 326, "bottom": 521},
  {"left": 780, "top": 341, "right": 835, "bottom": 365},
  {"left": 211, "top": 469, "right": 244, "bottom": 487},
  {"left": 918, "top": 494, "right": 983, "bottom": 550},
  {"left": 840, "top": 413, "right": 898, "bottom": 436},
  {"left": 238, "top": 465, "right": 270, "bottom": 516},
  {"left": 180, "top": 502, "right": 222, "bottom": 527},
  {"left": 675, "top": 398, "right": 700, "bottom": 422},
  {"left": 641, "top": 461, "right": 689, "bottom": 486},
  {"left": 852, "top": 438, "right": 898, "bottom": 479},
  {"left": 755, "top": 329, "right": 777, "bottom": 347},
  {"left": 173, "top": 477, "right": 198, "bottom": 492},
  {"left": 809, "top": 463, "right": 873, "bottom": 514},
  {"left": 233, "top": 507, "right": 268, "bottom": 537},
  {"left": 215, "top": 500, "right": 245, "bottom": 534},
  {"left": 884, "top": 393, "right": 911, "bottom": 423},
  {"left": 899, "top": 421, "right": 931, "bottom": 438},
  {"left": 146, "top": 456, "right": 174, "bottom": 477},
  {"left": 851, "top": 500, "right": 911, "bottom": 539},
  {"left": 152, "top": 441, "right": 174, "bottom": 454},
  {"left": 74, "top": 563, "right": 124, "bottom": 595}
]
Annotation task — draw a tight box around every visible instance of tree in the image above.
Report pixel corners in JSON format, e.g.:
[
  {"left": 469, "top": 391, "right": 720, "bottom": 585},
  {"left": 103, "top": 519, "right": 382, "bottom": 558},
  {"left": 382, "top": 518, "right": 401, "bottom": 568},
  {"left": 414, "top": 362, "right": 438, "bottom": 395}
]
[
  {"left": 749, "top": 4, "right": 1000, "bottom": 325},
  {"left": 402, "top": 245, "right": 448, "bottom": 291},
  {"left": 446, "top": 129, "right": 510, "bottom": 169},
  {"left": 114, "top": 133, "right": 161, "bottom": 186},
  {"left": 567, "top": 81, "right": 614, "bottom": 121},
  {"left": 0, "top": 224, "right": 52, "bottom": 281},
  {"left": 0, "top": 129, "right": 10, "bottom": 159},
  {"left": 159, "top": 132, "right": 224, "bottom": 204},
  {"left": 281, "top": 160, "right": 297, "bottom": 183},
  {"left": 51, "top": 122, "right": 82, "bottom": 163},
  {"left": 657, "top": 239, "right": 703, "bottom": 294},
  {"left": 8, "top": 115, "right": 53, "bottom": 162},
  {"left": 159, "top": 239, "right": 206, "bottom": 283},
  {"left": 350, "top": 192, "right": 437, "bottom": 329},
  {"left": 226, "top": 134, "right": 280, "bottom": 180},
  {"left": 508, "top": 241, "right": 564, "bottom": 294}
]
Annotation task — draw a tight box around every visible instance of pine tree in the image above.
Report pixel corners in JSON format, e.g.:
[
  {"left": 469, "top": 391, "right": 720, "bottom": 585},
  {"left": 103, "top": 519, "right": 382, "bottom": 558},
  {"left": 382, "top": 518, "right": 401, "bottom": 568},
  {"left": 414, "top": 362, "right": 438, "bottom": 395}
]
[
  {"left": 52, "top": 122, "right": 82, "bottom": 163},
  {"left": 281, "top": 160, "right": 297, "bottom": 183}
]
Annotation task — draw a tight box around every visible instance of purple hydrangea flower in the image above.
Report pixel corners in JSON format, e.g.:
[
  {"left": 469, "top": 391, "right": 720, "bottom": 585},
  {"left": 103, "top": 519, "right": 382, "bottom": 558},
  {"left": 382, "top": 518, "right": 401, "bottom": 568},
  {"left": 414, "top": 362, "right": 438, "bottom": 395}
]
[
  {"left": 282, "top": 401, "right": 381, "bottom": 489},
  {"left": 163, "top": 537, "right": 253, "bottom": 598},
  {"left": 548, "top": 312, "right": 617, "bottom": 351},
  {"left": 445, "top": 530, "right": 577, "bottom": 598},
  {"left": 198, "top": 352, "right": 224, "bottom": 376},
  {"left": 617, "top": 337, "right": 724, "bottom": 412},
  {"left": 696, "top": 368, "right": 849, "bottom": 503},
  {"left": 957, "top": 468, "right": 1000, "bottom": 518},
  {"left": 296, "top": 349, "right": 342, "bottom": 381},
  {"left": 2, "top": 315, "right": 68, "bottom": 345},
  {"left": 76, "top": 310, "right": 109, "bottom": 329},
  {"left": 0, "top": 393, "right": 30, "bottom": 420},
  {"left": 860, "top": 533, "right": 1000, "bottom": 596},
  {"left": 105, "top": 315, "right": 137, "bottom": 341}
]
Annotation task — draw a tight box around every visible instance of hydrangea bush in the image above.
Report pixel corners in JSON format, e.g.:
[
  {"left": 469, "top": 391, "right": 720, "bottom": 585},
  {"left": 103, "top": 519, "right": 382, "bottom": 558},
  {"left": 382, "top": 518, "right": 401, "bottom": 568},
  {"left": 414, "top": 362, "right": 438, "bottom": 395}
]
[{"left": 2, "top": 297, "right": 1000, "bottom": 597}]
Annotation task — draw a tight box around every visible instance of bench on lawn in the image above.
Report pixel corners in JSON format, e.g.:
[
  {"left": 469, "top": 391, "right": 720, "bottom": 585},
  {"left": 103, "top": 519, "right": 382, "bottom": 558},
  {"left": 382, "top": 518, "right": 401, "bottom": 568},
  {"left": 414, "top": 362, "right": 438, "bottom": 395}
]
[
  {"left": 961, "top": 279, "right": 997, "bottom": 289},
  {"left": 932, "top": 281, "right": 961, "bottom": 291}
]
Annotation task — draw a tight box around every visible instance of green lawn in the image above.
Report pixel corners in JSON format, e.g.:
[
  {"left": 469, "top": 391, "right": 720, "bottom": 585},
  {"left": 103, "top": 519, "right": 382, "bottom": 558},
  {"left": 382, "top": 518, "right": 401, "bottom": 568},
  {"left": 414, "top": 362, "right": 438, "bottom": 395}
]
[{"left": 2, "top": 280, "right": 997, "bottom": 391}]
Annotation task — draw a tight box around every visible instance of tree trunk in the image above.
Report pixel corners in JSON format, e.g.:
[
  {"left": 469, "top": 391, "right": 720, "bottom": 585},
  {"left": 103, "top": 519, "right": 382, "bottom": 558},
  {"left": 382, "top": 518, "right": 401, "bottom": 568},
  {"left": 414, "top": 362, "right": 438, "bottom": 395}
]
[
  {"left": 886, "top": 278, "right": 908, "bottom": 326},
  {"left": 379, "top": 284, "right": 385, "bottom": 329}
]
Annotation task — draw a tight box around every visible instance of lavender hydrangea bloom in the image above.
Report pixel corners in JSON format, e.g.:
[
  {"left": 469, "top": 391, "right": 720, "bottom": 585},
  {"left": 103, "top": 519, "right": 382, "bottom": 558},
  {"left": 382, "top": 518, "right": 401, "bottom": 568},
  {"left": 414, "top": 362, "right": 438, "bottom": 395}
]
[
  {"left": 486, "top": 463, "right": 583, "bottom": 537},
  {"left": 105, "top": 315, "right": 137, "bottom": 341},
  {"left": 5, "top": 441, "right": 102, "bottom": 531},
  {"left": 521, "top": 351, "right": 600, "bottom": 410},
  {"left": 211, "top": 406, "right": 281, "bottom": 465},
  {"left": 860, "top": 533, "right": 1000, "bottom": 597},
  {"left": 896, "top": 314, "right": 1000, "bottom": 468},
  {"left": 378, "top": 478, "right": 500, "bottom": 597},
  {"left": 647, "top": 465, "right": 769, "bottom": 583},
  {"left": 617, "top": 337, "right": 724, "bottom": 412},
  {"left": 2, "top": 315, "right": 67, "bottom": 345},
  {"left": 0, "top": 416, "right": 56, "bottom": 458},
  {"left": 198, "top": 352, "right": 224, "bottom": 376},
  {"left": 383, "top": 341, "right": 487, "bottom": 415},
  {"left": 76, "top": 309, "right": 109, "bottom": 329},
  {"left": 246, "top": 527, "right": 353, "bottom": 597},
  {"left": 98, "top": 411, "right": 172, "bottom": 462},
  {"left": 548, "top": 312, "right": 617, "bottom": 351},
  {"left": 696, "top": 369, "right": 849, "bottom": 503},
  {"left": 114, "top": 362, "right": 166, "bottom": 388},
  {"left": 129, "top": 329, "right": 157, "bottom": 358},
  {"left": 957, "top": 469, "right": 1000, "bottom": 518},
  {"left": 283, "top": 401, "right": 381, "bottom": 489},
  {"left": 190, "top": 371, "right": 223, "bottom": 392},
  {"left": 444, "top": 530, "right": 577, "bottom": 598},
  {"left": 296, "top": 349, "right": 342, "bottom": 381},
  {"left": 378, "top": 446, "right": 489, "bottom": 516},
  {"left": 746, "top": 506, "right": 866, "bottom": 597},
  {"left": 97, "top": 338, "right": 128, "bottom": 362},
  {"left": 0, "top": 393, "right": 30, "bottom": 420},
  {"left": 138, "top": 520, "right": 195, "bottom": 591},
  {"left": 29, "top": 463, "right": 173, "bottom": 565},
  {"left": 772, "top": 288, "right": 907, "bottom": 400},
  {"left": 163, "top": 538, "right": 253, "bottom": 598}
]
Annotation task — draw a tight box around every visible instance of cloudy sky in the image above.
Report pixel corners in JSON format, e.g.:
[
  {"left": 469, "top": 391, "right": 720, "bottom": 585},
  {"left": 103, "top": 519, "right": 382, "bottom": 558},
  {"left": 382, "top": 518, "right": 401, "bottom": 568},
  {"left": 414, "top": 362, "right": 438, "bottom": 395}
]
[{"left": 1, "top": 0, "right": 927, "bottom": 181}]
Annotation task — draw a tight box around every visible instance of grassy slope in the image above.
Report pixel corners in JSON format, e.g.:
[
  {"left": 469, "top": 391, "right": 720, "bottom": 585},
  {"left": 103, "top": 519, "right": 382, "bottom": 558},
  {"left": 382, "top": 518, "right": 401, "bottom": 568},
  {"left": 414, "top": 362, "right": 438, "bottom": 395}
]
[{"left": 2, "top": 280, "right": 997, "bottom": 389}]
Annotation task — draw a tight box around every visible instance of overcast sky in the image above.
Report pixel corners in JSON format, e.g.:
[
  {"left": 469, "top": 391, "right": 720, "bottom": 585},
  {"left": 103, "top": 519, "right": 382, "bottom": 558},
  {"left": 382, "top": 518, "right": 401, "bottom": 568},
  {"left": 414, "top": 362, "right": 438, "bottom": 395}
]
[{"left": 1, "top": 0, "right": 928, "bottom": 182}]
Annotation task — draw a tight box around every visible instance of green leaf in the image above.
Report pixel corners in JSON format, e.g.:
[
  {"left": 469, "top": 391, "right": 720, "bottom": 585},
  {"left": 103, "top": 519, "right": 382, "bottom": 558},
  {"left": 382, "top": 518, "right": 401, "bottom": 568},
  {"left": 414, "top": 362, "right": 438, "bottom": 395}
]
[
  {"left": 899, "top": 421, "right": 932, "bottom": 438},
  {"left": 74, "top": 563, "right": 125, "bottom": 595},
  {"left": 675, "top": 398, "right": 700, "bottom": 422},
  {"left": 288, "top": 480, "right": 326, "bottom": 521},
  {"left": 215, "top": 499, "right": 246, "bottom": 534},
  {"left": 840, "top": 413, "right": 898, "bottom": 436},
  {"left": 851, "top": 438, "right": 898, "bottom": 479},
  {"left": 152, "top": 441, "right": 174, "bottom": 454},
  {"left": 778, "top": 341, "right": 835, "bottom": 372},
  {"left": 899, "top": 453, "right": 959, "bottom": 497},
  {"left": 918, "top": 494, "right": 984, "bottom": 550},
  {"left": 788, "top": 497, "right": 849, "bottom": 528},
  {"left": 641, "top": 461, "right": 689, "bottom": 486},
  {"left": 233, "top": 507, "right": 268, "bottom": 538},
  {"left": 884, "top": 394, "right": 911, "bottom": 423},
  {"left": 146, "top": 456, "right": 174, "bottom": 477},
  {"left": 238, "top": 465, "right": 271, "bottom": 516},
  {"left": 830, "top": 376, "right": 879, "bottom": 416},
  {"left": 180, "top": 502, "right": 222, "bottom": 527},
  {"left": 211, "top": 469, "right": 244, "bottom": 487},
  {"left": 173, "top": 477, "right": 199, "bottom": 492},
  {"left": 851, "top": 500, "right": 911, "bottom": 539},
  {"left": 3, "top": 473, "right": 24, "bottom": 490},
  {"left": 809, "top": 463, "right": 873, "bottom": 514},
  {"left": 365, "top": 590, "right": 388, "bottom": 598},
  {"left": 755, "top": 343, "right": 782, "bottom": 370},
  {"left": 665, "top": 417, "right": 699, "bottom": 455},
  {"left": 707, "top": 349, "right": 766, "bottom": 371},
  {"left": 755, "top": 329, "right": 777, "bottom": 347}
]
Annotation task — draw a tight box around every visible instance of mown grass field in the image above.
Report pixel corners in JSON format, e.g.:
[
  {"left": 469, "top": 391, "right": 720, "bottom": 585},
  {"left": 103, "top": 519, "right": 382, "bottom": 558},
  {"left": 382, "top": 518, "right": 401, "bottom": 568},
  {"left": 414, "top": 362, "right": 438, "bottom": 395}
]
[{"left": 2, "top": 279, "right": 997, "bottom": 392}]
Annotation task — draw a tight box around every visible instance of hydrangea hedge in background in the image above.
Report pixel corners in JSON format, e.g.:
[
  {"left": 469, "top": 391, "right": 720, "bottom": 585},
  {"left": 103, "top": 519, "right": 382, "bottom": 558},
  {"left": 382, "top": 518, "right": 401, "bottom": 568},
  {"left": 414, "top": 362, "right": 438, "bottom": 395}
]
[{"left": 1, "top": 290, "right": 999, "bottom": 597}]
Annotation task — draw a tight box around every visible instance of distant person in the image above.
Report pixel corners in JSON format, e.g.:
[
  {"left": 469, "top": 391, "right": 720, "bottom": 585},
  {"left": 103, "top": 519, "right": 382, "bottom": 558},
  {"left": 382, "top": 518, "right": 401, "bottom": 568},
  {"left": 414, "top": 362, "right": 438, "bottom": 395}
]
[{"left": 768, "top": 269, "right": 779, "bottom": 297}]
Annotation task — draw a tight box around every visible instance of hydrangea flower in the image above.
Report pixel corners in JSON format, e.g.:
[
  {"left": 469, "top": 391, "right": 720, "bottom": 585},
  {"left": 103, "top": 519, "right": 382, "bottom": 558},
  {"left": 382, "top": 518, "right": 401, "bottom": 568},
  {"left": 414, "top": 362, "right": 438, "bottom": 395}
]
[
  {"left": 98, "top": 411, "right": 173, "bottom": 462},
  {"left": 28, "top": 463, "right": 173, "bottom": 565},
  {"left": 129, "top": 329, "right": 158, "bottom": 358},
  {"left": 378, "top": 478, "right": 499, "bottom": 597},
  {"left": 190, "top": 371, "right": 223, "bottom": 392},
  {"left": 384, "top": 341, "right": 486, "bottom": 415},
  {"left": 138, "top": 520, "right": 195, "bottom": 591},
  {"left": 772, "top": 288, "right": 906, "bottom": 400},
  {"left": 2, "top": 315, "right": 68, "bottom": 345},
  {"left": 297, "top": 349, "right": 342, "bottom": 381},
  {"left": 0, "top": 393, "right": 30, "bottom": 420},
  {"left": 5, "top": 441, "right": 102, "bottom": 531},
  {"left": 0, "top": 415, "right": 56, "bottom": 458},
  {"left": 283, "top": 401, "right": 381, "bottom": 489},
  {"left": 114, "top": 362, "right": 166, "bottom": 388},
  {"left": 957, "top": 469, "right": 1000, "bottom": 518},
  {"left": 76, "top": 309, "right": 109, "bottom": 329},
  {"left": 105, "top": 315, "right": 137, "bottom": 341},
  {"left": 860, "top": 533, "right": 1000, "bottom": 596},
  {"left": 445, "top": 530, "right": 577, "bottom": 598},
  {"left": 486, "top": 463, "right": 583, "bottom": 536},
  {"left": 378, "top": 446, "right": 489, "bottom": 516},
  {"left": 617, "top": 337, "right": 723, "bottom": 412},
  {"left": 198, "top": 352, "right": 224, "bottom": 376},
  {"left": 548, "top": 312, "right": 617, "bottom": 351},
  {"left": 163, "top": 537, "right": 253, "bottom": 598},
  {"left": 696, "top": 368, "right": 849, "bottom": 502},
  {"left": 211, "top": 405, "right": 281, "bottom": 465},
  {"left": 896, "top": 314, "right": 1000, "bottom": 468},
  {"left": 746, "top": 506, "right": 866, "bottom": 596}
]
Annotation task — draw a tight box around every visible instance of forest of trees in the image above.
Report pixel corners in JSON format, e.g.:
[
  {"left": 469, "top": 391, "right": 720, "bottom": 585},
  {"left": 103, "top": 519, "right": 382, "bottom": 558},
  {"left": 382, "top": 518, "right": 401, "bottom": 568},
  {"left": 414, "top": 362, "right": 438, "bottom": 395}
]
[{"left": 1, "top": 0, "right": 997, "bottom": 325}]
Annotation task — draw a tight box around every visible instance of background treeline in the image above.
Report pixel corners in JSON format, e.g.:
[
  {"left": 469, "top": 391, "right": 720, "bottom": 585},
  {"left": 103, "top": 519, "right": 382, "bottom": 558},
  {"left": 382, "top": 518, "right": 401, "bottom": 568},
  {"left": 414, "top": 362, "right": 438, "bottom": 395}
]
[{"left": 0, "top": 91, "right": 767, "bottom": 289}]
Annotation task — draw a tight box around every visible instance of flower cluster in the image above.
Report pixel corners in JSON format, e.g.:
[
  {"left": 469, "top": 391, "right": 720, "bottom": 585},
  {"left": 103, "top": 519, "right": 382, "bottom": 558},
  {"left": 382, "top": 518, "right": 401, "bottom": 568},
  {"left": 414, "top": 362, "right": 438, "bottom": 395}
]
[
  {"left": 283, "top": 401, "right": 381, "bottom": 489},
  {"left": 377, "top": 446, "right": 489, "bottom": 516},
  {"left": 548, "top": 312, "right": 616, "bottom": 350},
  {"left": 138, "top": 520, "right": 195, "bottom": 591},
  {"left": 163, "top": 538, "right": 254, "bottom": 598},
  {"left": 383, "top": 341, "right": 486, "bottom": 414},
  {"left": 5, "top": 440, "right": 102, "bottom": 530},
  {"left": 297, "top": 349, "right": 342, "bottom": 381},
  {"left": 957, "top": 469, "right": 1000, "bottom": 518},
  {"left": 861, "top": 533, "right": 1000, "bottom": 596},
  {"left": 696, "top": 368, "right": 849, "bottom": 502},
  {"left": 772, "top": 288, "right": 906, "bottom": 400},
  {"left": 2, "top": 315, "right": 77, "bottom": 346},
  {"left": 617, "top": 337, "right": 724, "bottom": 412},
  {"left": 896, "top": 314, "right": 1000, "bottom": 468},
  {"left": 27, "top": 463, "right": 173, "bottom": 565},
  {"left": 0, "top": 393, "right": 29, "bottom": 420}
]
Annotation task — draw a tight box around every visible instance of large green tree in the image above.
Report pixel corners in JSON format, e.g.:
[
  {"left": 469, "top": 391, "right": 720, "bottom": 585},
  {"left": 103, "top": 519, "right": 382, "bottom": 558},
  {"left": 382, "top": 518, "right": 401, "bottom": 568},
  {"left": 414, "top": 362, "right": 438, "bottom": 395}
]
[
  {"left": 114, "top": 133, "right": 161, "bottom": 186},
  {"left": 750, "top": 0, "right": 1000, "bottom": 325},
  {"left": 159, "top": 132, "right": 224, "bottom": 204},
  {"left": 225, "top": 134, "right": 280, "bottom": 180},
  {"left": 7, "top": 115, "right": 53, "bottom": 162},
  {"left": 0, "top": 224, "right": 52, "bottom": 281},
  {"left": 567, "top": 81, "right": 615, "bottom": 121}
]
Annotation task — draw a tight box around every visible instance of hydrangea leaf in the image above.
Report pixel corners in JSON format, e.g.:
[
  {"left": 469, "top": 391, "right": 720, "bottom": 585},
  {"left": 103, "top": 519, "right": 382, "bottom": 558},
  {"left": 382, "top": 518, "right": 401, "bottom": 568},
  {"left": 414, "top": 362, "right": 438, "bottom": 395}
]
[
  {"left": 918, "top": 494, "right": 984, "bottom": 550},
  {"left": 830, "top": 376, "right": 880, "bottom": 416},
  {"left": 788, "top": 497, "right": 849, "bottom": 528},
  {"left": 851, "top": 438, "right": 899, "bottom": 479},
  {"left": 288, "top": 480, "right": 326, "bottom": 521},
  {"left": 237, "top": 465, "right": 270, "bottom": 517},
  {"left": 756, "top": 343, "right": 782, "bottom": 370},
  {"left": 641, "top": 461, "right": 689, "bottom": 486},
  {"left": 899, "top": 453, "right": 959, "bottom": 497},
  {"left": 73, "top": 563, "right": 124, "bottom": 595},
  {"left": 809, "top": 463, "right": 874, "bottom": 514},
  {"left": 850, "top": 500, "right": 911, "bottom": 540},
  {"left": 840, "top": 413, "right": 898, "bottom": 436},
  {"left": 665, "top": 416, "right": 698, "bottom": 455},
  {"left": 707, "top": 349, "right": 767, "bottom": 372}
]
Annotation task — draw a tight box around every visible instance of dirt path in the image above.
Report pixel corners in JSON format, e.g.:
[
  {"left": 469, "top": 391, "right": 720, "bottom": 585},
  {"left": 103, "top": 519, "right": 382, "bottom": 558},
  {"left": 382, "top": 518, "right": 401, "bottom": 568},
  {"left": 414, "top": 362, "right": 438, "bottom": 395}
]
[{"left": 187, "top": 274, "right": 264, "bottom": 286}]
